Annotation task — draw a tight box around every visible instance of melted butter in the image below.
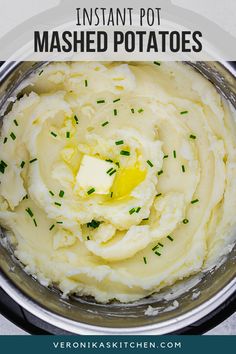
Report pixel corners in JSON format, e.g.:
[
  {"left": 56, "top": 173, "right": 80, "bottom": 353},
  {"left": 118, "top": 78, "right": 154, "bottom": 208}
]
[{"left": 111, "top": 164, "right": 146, "bottom": 200}]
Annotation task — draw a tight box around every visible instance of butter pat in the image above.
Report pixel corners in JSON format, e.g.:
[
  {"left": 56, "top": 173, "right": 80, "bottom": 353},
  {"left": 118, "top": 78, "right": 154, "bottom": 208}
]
[{"left": 76, "top": 155, "right": 116, "bottom": 194}]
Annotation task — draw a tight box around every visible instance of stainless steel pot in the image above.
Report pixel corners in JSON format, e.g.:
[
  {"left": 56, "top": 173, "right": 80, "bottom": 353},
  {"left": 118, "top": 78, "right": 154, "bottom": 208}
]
[{"left": 0, "top": 61, "right": 235, "bottom": 335}]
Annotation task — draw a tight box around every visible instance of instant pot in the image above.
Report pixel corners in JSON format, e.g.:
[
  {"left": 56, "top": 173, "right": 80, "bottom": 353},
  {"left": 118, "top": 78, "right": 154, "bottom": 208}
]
[{"left": 0, "top": 61, "right": 235, "bottom": 335}]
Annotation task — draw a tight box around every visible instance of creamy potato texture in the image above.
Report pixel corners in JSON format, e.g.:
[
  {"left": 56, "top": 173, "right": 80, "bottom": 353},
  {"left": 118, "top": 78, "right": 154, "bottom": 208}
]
[{"left": 0, "top": 62, "right": 236, "bottom": 303}]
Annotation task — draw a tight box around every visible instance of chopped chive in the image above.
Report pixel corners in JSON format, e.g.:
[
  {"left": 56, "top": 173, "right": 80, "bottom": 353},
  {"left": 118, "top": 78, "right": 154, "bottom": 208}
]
[
  {"left": 189, "top": 134, "right": 196, "bottom": 139},
  {"left": 158, "top": 242, "right": 164, "bottom": 247},
  {"left": 136, "top": 207, "right": 141, "bottom": 213},
  {"left": 33, "top": 219, "right": 37, "bottom": 227},
  {"left": 26, "top": 208, "right": 33, "bottom": 217},
  {"left": 152, "top": 245, "right": 159, "bottom": 251},
  {"left": 59, "top": 190, "right": 64, "bottom": 198},
  {"left": 180, "top": 111, "right": 188, "bottom": 115},
  {"left": 14, "top": 119, "right": 18, "bottom": 126},
  {"left": 131, "top": 108, "right": 135, "bottom": 114},
  {"left": 49, "top": 190, "right": 54, "bottom": 196},
  {"left": 105, "top": 159, "right": 113, "bottom": 163},
  {"left": 129, "top": 208, "right": 136, "bottom": 215},
  {"left": 138, "top": 108, "right": 144, "bottom": 113},
  {"left": 142, "top": 218, "right": 149, "bottom": 221},
  {"left": 50, "top": 131, "right": 57, "bottom": 137},
  {"left": 115, "top": 161, "right": 120, "bottom": 168},
  {"left": 87, "top": 188, "right": 95, "bottom": 195},
  {"left": 113, "top": 98, "right": 120, "bottom": 103},
  {"left": 106, "top": 167, "right": 113, "bottom": 174},
  {"left": 54, "top": 202, "right": 61, "bottom": 206},
  {"left": 97, "top": 99, "right": 105, "bottom": 104},
  {"left": 157, "top": 170, "right": 163, "bottom": 176},
  {"left": 10, "top": 132, "right": 16, "bottom": 140},
  {"left": 29, "top": 158, "right": 37, "bottom": 163},
  {"left": 110, "top": 191, "right": 113, "bottom": 198},
  {"left": 87, "top": 236, "right": 90, "bottom": 240},
  {"left": 87, "top": 219, "right": 101, "bottom": 229},
  {"left": 147, "top": 160, "right": 153, "bottom": 167},
  {"left": 167, "top": 235, "right": 174, "bottom": 241},
  {"left": 115, "top": 140, "right": 124, "bottom": 145},
  {"left": 154, "top": 61, "right": 161, "bottom": 66},
  {"left": 74, "top": 115, "right": 79, "bottom": 124},
  {"left": 156, "top": 193, "right": 162, "bottom": 197},
  {"left": 101, "top": 121, "right": 109, "bottom": 127},
  {"left": 155, "top": 251, "right": 161, "bottom": 256},
  {"left": 20, "top": 161, "right": 25, "bottom": 168},
  {"left": 183, "top": 218, "right": 189, "bottom": 224},
  {"left": 49, "top": 224, "right": 55, "bottom": 231},
  {"left": 109, "top": 169, "right": 117, "bottom": 176},
  {"left": 85, "top": 79, "right": 88, "bottom": 87},
  {"left": 143, "top": 256, "right": 147, "bottom": 264},
  {"left": 120, "top": 150, "right": 130, "bottom": 156},
  {"left": 3, "top": 137, "right": 7, "bottom": 144},
  {"left": 113, "top": 109, "right": 117, "bottom": 116},
  {"left": 163, "top": 155, "right": 168, "bottom": 159},
  {"left": 181, "top": 165, "right": 185, "bottom": 173},
  {"left": 38, "top": 70, "right": 43, "bottom": 76},
  {"left": 0, "top": 162, "right": 7, "bottom": 174},
  {"left": 1, "top": 160, "right": 7, "bottom": 167},
  {"left": 191, "top": 199, "right": 199, "bottom": 204},
  {"left": 22, "top": 194, "right": 28, "bottom": 200},
  {"left": 66, "top": 131, "right": 70, "bottom": 138},
  {"left": 56, "top": 221, "right": 63, "bottom": 224},
  {"left": 173, "top": 150, "right": 176, "bottom": 158}
]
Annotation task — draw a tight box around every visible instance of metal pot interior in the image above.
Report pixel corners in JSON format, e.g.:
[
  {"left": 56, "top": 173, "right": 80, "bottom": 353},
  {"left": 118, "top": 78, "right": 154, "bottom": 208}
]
[{"left": 0, "top": 61, "right": 235, "bottom": 334}]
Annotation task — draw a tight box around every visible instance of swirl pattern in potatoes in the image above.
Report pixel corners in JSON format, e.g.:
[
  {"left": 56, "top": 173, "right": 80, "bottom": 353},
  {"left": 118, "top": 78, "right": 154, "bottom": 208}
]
[{"left": 0, "top": 62, "right": 236, "bottom": 303}]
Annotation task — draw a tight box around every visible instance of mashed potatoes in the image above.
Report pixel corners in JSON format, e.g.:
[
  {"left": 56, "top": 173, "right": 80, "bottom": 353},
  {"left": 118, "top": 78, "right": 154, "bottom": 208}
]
[{"left": 0, "top": 61, "right": 236, "bottom": 303}]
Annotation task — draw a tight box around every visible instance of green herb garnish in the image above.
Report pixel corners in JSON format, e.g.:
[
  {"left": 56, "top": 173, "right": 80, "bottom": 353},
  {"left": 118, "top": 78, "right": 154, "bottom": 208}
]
[
  {"left": 154, "top": 61, "right": 161, "bottom": 66},
  {"left": 156, "top": 193, "right": 162, "bottom": 197},
  {"left": 51, "top": 131, "right": 57, "bottom": 137},
  {"left": 113, "top": 98, "right": 120, "bottom": 103},
  {"left": 85, "top": 80, "right": 88, "bottom": 87},
  {"left": 180, "top": 111, "right": 188, "bottom": 115},
  {"left": 143, "top": 256, "right": 147, "bottom": 264},
  {"left": 54, "top": 202, "right": 61, "bottom": 206},
  {"left": 87, "top": 236, "right": 90, "bottom": 240},
  {"left": 167, "top": 235, "right": 174, "bottom": 241},
  {"left": 183, "top": 218, "right": 189, "bottom": 224},
  {"left": 38, "top": 70, "right": 43, "bottom": 76},
  {"left": 163, "top": 155, "right": 168, "bottom": 159},
  {"left": 191, "top": 199, "right": 199, "bottom": 204},
  {"left": 59, "top": 190, "right": 64, "bottom": 198},
  {"left": 147, "top": 160, "right": 153, "bottom": 167},
  {"left": 29, "top": 158, "right": 37, "bottom": 163},
  {"left": 155, "top": 251, "right": 161, "bottom": 256},
  {"left": 157, "top": 170, "right": 163, "bottom": 176},
  {"left": 20, "top": 161, "right": 25, "bottom": 168},
  {"left": 136, "top": 207, "right": 141, "bottom": 213},
  {"left": 74, "top": 115, "right": 79, "bottom": 124},
  {"left": 87, "top": 188, "right": 95, "bottom": 195},
  {"left": 173, "top": 150, "right": 176, "bottom": 158},
  {"left": 14, "top": 119, "right": 18, "bottom": 126},
  {"left": 49, "top": 224, "right": 55, "bottom": 231},
  {"left": 189, "top": 134, "right": 196, "bottom": 139},
  {"left": 181, "top": 165, "right": 185, "bottom": 173},
  {"left": 3, "top": 137, "right": 7, "bottom": 144},
  {"left": 120, "top": 150, "right": 130, "bottom": 156},
  {"left": 87, "top": 220, "right": 101, "bottom": 229},
  {"left": 158, "top": 242, "right": 164, "bottom": 247},
  {"left": 26, "top": 208, "right": 33, "bottom": 217},
  {"left": 138, "top": 108, "right": 144, "bottom": 113},
  {"left": 10, "top": 132, "right": 16, "bottom": 140},
  {"left": 129, "top": 208, "right": 136, "bottom": 215},
  {"left": 33, "top": 219, "right": 37, "bottom": 227},
  {"left": 115, "top": 140, "right": 124, "bottom": 145},
  {"left": 101, "top": 121, "right": 109, "bottom": 127},
  {"left": 106, "top": 167, "right": 113, "bottom": 174},
  {"left": 97, "top": 99, "right": 105, "bottom": 104},
  {"left": 0, "top": 160, "right": 7, "bottom": 174},
  {"left": 131, "top": 108, "right": 135, "bottom": 114},
  {"left": 66, "top": 131, "right": 70, "bottom": 138},
  {"left": 49, "top": 190, "right": 54, "bottom": 196},
  {"left": 113, "top": 109, "right": 117, "bottom": 116}
]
